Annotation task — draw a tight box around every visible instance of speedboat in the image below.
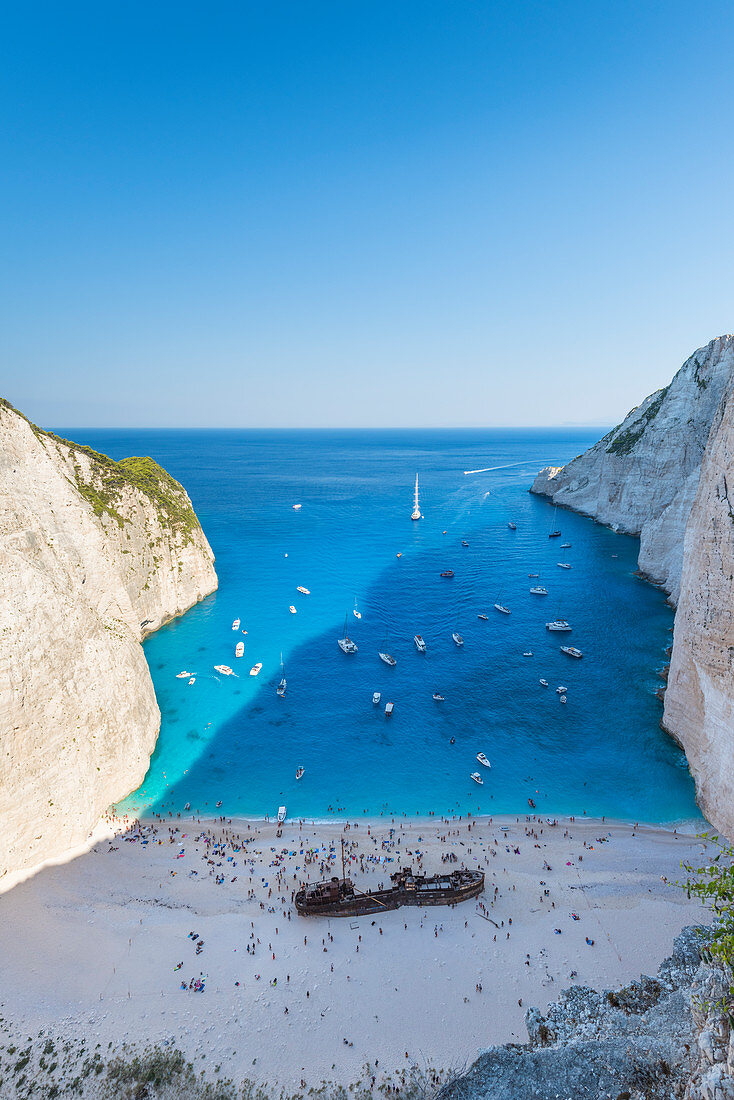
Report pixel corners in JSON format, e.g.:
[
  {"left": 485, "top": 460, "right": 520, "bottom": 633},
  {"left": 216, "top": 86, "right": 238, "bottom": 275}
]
[
  {"left": 556, "top": 685, "right": 568, "bottom": 694},
  {"left": 539, "top": 678, "right": 549, "bottom": 687},
  {"left": 338, "top": 613, "right": 358, "bottom": 654},
  {"left": 452, "top": 632, "right": 464, "bottom": 646},
  {"left": 560, "top": 542, "right": 571, "bottom": 548},
  {"left": 560, "top": 645, "right": 583, "bottom": 658},
  {"left": 523, "top": 651, "right": 533, "bottom": 656},
  {"left": 235, "top": 641, "right": 245, "bottom": 658},
  {"left": 188, "top": 677, "right": 196, "bottom": 685},
  {"left": 461, "top": 540, "right": 469, "bottom": 547},
  {"left": 249, "top": 662, "right": 263, "bottom": 676},
  {"left": 373, "top": 691, "right": 381, "bottom": 705},
  {"left": 440, "top": 570, "right": 455, "bottom": 578},
  {"left": 477, "top": 613, "right": 489, "bottom": 620},
  {"left": 557, "top": 562, "right": 572, "bottom": 569},
  {"left": 385, "top": 701, "right": 394, "bottom": 717},
  {"left": 296, "top": 586, "right": 310, "bottom": 595},
  {"left": 507, "top": 522, "right": 517, "bottom": 530},
  {"left": 494, "top": 603, "right": 511, "bottom": 615},
  {"left": 476, "top": 752, "right": 491, "bottom": 768},
  {"left": 470, "top": 772, "right": 483, "bottom": 785},
  {"left": 530, "top": 586, "right": 548, "bottom": 595},
  {"left": 414, "top": 634, "right": 427, "bottom": 653},
  {"left": 353, "top": 597, "right": 361, "bottom": 619},
  {"left": 296, "top": 766, "right": 304, "bottom": 780},
  {"left": 528, "top": 573, "right": 539, "bottom": 578},
  {"left": 214, "top": 665, "right": 234, "bottom": 676},
  {"left": 432, "top": 692, "right": 445, "bottom": 701},
  {"left": 277, "top": 806, "right": 287, "bottom": 824},
  {"left": 289, "top": 605, "right": 297, "bottom": 614},
  {"left": 232, "top": 618, "right": 240, "bottom": 630},
  {"left": 292, "top": 504, "right": 302, "bottom": 510},
  {"left": 559, "top": 695, "right": 567, "bottom": 704},
  {"left": 176, "top": 670, "right": 191, "bottom": 679},
  {"left": 379, "top": 651, "right": 397, "bottom": 666},
  {"left": 546, "top": 619, "right": 572, "bottom": 632}
]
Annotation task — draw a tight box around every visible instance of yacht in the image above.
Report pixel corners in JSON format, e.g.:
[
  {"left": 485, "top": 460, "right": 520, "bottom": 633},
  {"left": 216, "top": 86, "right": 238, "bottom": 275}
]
[
  {"left": 507, "top": 522, "right": 517, "bottom": 530},
  {"left": 559, "top": 695, "right": 567, "bottom": 704},
  {"left": 440, "top": 570, "right": 455, "bottom": 578},
  {"left": 214, "top": 664, "right": 234, "bottom": 676},
  {"left": 232, "top": 618, "right": 240, "bottom": 630},
  {"left": 249, "top": 662, "right": 263, "bottom": 676},
  {"left": 539, "top": 678, "right": 549, "bottom": 687},
  {"left": 379, "top": 651, "right": 397, "bottom": 667},
  {"left": 235, "top": 641, "right": 245, "bottom": 658},
  {"left": 188, "top": 676, "right": 196, "bottom": 685},
  {"left": 277, "top": 654, "right": 286, "bottom": 696},
  {"left": 476, "top": 752, "right": 491, "bottom": 768},
  {"left": 176, "top": 670, "right": 191, "bottom": 679},
  {"left": 385, "top": 701, "right": 394, "bottom": 717},
  {"left": 560, "top": 542, "right": 571, "bottom": 549},
  {"left": 432, "top": 692, "right": 445, "bottom": 701},
  {"left": 470, "top": 772, "right": 483, "bottom": 786},
  {"left": 546, "top": 619, "right": 572, "bottom": 632},
  {"left": 560, "top": 645, "right": 583, "bottom": 658},
  {"left": 494, "top": 603, "right": 511, "bottom": 615},
  {"left": 548, "top": 506, "right": 561, "bottom": 538},
  {"left": 556, "top": 685, "right": 568, "bottom": 694},
  {"left": 557, "top": 562, "right": 572, "bottom": 570},
  {"left": 411, "top": 474, "right": 422, "bottom": 520},
  {"left": 296, "top": 766, "right": 304, "bottom": 779},
  {"left": 523, "top": 651, "right": 533, "bottom": 656},
  {"left": 452, "top": 632, "right": 464, "bottom": 647},
  {"left": 289, "top": 605, "right": 297, "bottom": 614},
  {"left": 338, "top": 613, "right": 358, "bottom": 654},
  {"left": 292, "top": 503, "right": 302, "bottom": 510},
  {"left": 477, "top": 613, "right": 489, "bottom": 620},
  {"left": 296, "top": 586, "right": 310, "bottom": 595},
  {"left": 277, "top": 806, "right": 287, "bottom": 824},
  {"left": 530, "top": 586, "right": 548, "bottom": 595},
  {"left": 414, "top": 634, "right": 427, "bottom": 653},
  {"left": 372, "top": 691, "right": 381, "bottom": 705}
]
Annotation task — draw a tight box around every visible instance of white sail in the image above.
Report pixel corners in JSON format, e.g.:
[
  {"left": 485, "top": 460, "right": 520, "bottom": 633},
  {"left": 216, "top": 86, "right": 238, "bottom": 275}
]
[{"left": 411, "top": 474, "right": 421, "bottom": 520}]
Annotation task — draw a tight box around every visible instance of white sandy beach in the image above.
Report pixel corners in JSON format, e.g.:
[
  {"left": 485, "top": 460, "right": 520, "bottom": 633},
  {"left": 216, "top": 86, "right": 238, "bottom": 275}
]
[{"left": 0, "top": 813, "right": 711, "bottom": 1091}]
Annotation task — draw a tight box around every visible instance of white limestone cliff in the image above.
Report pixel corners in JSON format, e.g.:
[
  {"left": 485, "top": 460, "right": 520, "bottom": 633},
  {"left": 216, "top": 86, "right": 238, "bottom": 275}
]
[{"left": 0, "top": 400, "right": 218, "bottom": 883}]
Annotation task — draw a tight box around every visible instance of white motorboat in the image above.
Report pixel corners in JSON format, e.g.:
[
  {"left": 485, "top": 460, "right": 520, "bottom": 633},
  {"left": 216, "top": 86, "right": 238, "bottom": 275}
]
[
  {"left": 214, "top": 664, "right": 234, "bottom": 676},
  {"left": 530, "top": 586, "right": 548, "bottom": 595},
  {"left": 432, "top": 692, "right": 445, "bottom": 701},
  {"left": 296, "top": 586, "right": 310, "bottom": 595},
  {"left": 539, "top": 678, "right": 549, "bottom": 687},
  {"left": 556, "top": 685, "right": 568, "bottom": 694},
  {"left": 296, "top": 766, "right": 304, "bottom": 779},
  {"left": 560, "top": 645, "right": 583, "bottom": 658},
  {"left": 353, "top": 597, "right": 362, "bottom": 619},
  {"left": 292, "top": 504, "right": 302, "bottom": 510},
  {"left": 477, "top": 613, "right": 489, "bottom": 620},
  {"left": 560, "top": 542, "right": 571, "bottom": 548},
  {"left": 452, "top": 632, "right": 464, "bottom": 646},
  {"left": 277, "top": 654, "right": 286, "bottom": 696},
  {"left": 507, "top": 522, "right": 517, "bottom": 530},
  {"left": 277, "top": 806, "right": 287, "bottom": 824},
  {"left": 557, "top": 562, "right": 572, "bottom": 569},
  {"left": 470, "top": 772, "right": 483, "bottom": 786},
  {"left": 235, "top": 641, "right": 245, "bottom": 658},
  {"left": 494, "top": 603, "right": 511, "bottom": 615},
  {"left": 373, "top": 691, "right": 381, "bottom": 705},
  {"left": 559, "top": 695, "right": 567, "bottom": 704},
  {"left": 289, "top": 605, "right": 297, "bottom": 614},
  {"left": 338, "top": 613, "right": 358, "bottom": 654},
  {"left": 249, "top": 662, "right": 263, "bottom": 676},
  {"left": 379, "top": 651, "right": 397, "bottom": 666},
  {"left": 414, "top": 634, "right": 427, "bottom": 652},
  {"left": 476, "top": 752, "right": 491, "bottom": 768},
  {"left": 188, "top": 676, "right": 196, "bottom": 685},
  {"left": 233, "top": 619, "right": 241, "bottom": 631},
  {"left": 411, "top": 474, "right": 422, "bottom": 520},
  {"left": 546, "top": 619, "right": 572, "bottom": 632},
  {"left": 385, "top": 701, "right": 394, "bottom": 717},
  {"left": 176, "top": 670, "right": 191, "bottom": 679},
  {"left": 523, "top": 651, "right": 533, "bottom": 656}
]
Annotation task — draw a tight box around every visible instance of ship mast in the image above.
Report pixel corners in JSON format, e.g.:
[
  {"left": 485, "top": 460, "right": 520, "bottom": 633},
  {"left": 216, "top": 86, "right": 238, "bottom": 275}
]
[{"left": 411, "top": 474, "right": 421, "bottom": 520}]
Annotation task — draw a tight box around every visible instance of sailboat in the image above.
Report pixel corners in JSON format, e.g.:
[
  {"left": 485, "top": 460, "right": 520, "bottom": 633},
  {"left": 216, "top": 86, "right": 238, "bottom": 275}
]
[
  {"left": 548, "top": 505, "right": 561, "bottom": 538},
  {"left": 411, "top": 474, "right": 422, "bottom": 520},
  {"left": 353, "top": 596, "right": 362, "bottom": 620},
  {"left": 338, "top": 613, "right": 358, "bottom": 654},
  {"left": 277, "top": 653, "right": 287, "bottom": 696}
]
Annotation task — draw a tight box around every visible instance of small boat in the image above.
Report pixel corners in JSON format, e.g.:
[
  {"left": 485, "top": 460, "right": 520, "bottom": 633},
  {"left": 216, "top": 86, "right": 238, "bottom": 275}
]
[
  {"left": 373, "top": 691, "right": 381, "bottom": 705},
  {"left": 385, "top": 701, "right": 394, "bottom": 717},
  {"left": 289, "top": 605, "right": 297, "bottom": 614},
  {"left": 396, "top": 552, "right": 402, "bottom": 558},
  {"left": 249, "top": 662, "right": 263, "bottom": 676},
  {"left": 528, "top": 573, "right": 539, "bottom": 578},
  {"left": 560, "top": 542, "right": 571, "bottom": 549},
  {"left": 296, "top": 766, "right": 304, "bottom": 780},
  {"left": 461, "top": 540, "right": 469, "bottom": 547},
  {"left": 470, "top": 772, "right": 483, "bottom": 786},
  {"left": 277, "top": 806, "right": 287, "bottom": 824},
  {"left": 556, "top": 685, "right": 568, "bottom": 694},
  {"left": 477, "top": 613, "right": 489, "bottom": 620},
  {"left": 546, "top": 619, "right": 572, "bottom": 632},
  {"left": 188, "top": 676, "right": 196, "bottom": 685},
  {"left": 476, "top": 752, "right": 491, "bottom": 768},
  {"left": 557, "top": 562, "right": 572, "bottom": 570},
  {"left": 338, "top": 613, "right": 358, "bottom": 654},
  {"left": 494, "top": 603, "right": 511, "bottom": 615},
  {"left": 560, "top": 645, "right": 583, "bottom": 658},
  {"left": 297, "top": 586, "right": 310, "bottom": 595},
  {"left": 548, "top": 507, "right": 561, "bottom": 539},
  {"left": 414, "top": 634, "right": 427, "bottom": 653},
  {"left": 214, "top": 665, "right": 234, "bottom": 676},
  {"left": 235, "top": 641, "right": 245, "bottom": 658},
  {"left": 432, "top": 692, "right": 445, "bottom": 701},
  {"left": 277, "top": 654, "right": 286, "bottom": 696},
  {"left": 411, "top": 474, "right": 422, "bottom": 521},
  {"left": 523, "top": 651, "right": 533, "bottom": 656},
  {"left": 530, "top": 586, "right": 548, "bottom": 595},
  {"left": 292, "top": 504, "right": 302, "bottom": 510},
  {"left": 353, "top": 597, "right": 362, "bottom": 620},
  {"left": 440, "top": 570, "right": 455, "bottom": 578},
  {"left": 539, "top": 678, "right": 549, "bottom": 687},
  {"left": 559, "top": 695, "right": 567, "bottom": 704},
  {"left": 452, "top": 632, "right": 464, "bottom": 646},
  {"left": 176, "top": 670, "right": 191, "bottom": 679},
  {"left": 449, "top": 737, "right": 455, "bottom": 744},
  {"left": 232, "top": 619, "right": 240, "bottom": 630},
  {"left": 379, "top": 651, "right": 397, "bottom": 666},
  {"left": 507, "top": 522, "right": 517, "bottom": 530}
]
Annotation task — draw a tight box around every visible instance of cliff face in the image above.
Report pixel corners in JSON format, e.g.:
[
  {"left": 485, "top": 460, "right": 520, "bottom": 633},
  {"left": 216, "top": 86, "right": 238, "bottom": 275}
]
[
  {"left": 0, "top": 400, "right": 217, "bottom": 883},
  {"left": 531, "top": 335, "right": 734, "bottom": 603},
  {"left": 663, "top": 378, "right": 734, "bottom": 840}
]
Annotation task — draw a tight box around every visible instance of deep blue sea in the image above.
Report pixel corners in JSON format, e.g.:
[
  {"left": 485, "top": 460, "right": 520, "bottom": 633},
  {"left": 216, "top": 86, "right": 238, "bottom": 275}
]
[{"left": 63, "top": 428, "right": 700, "bottom": 826}]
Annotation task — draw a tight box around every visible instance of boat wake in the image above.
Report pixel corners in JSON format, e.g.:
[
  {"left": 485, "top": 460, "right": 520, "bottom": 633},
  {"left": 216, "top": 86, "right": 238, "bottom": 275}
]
[{"left": 463, "top": 462, "right": 528, "bottom": 475}]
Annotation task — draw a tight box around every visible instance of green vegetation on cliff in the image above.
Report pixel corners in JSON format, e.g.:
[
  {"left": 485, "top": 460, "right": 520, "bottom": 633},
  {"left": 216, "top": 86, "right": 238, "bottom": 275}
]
[{"left": 605, "top": 385, "right": 670, "bottom": 456}]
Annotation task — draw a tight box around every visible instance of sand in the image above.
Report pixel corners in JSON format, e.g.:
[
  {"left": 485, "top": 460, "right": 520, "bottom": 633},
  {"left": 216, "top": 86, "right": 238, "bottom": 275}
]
[{"left": 0, "top": 813, "right": 712, "bottom": 1091}]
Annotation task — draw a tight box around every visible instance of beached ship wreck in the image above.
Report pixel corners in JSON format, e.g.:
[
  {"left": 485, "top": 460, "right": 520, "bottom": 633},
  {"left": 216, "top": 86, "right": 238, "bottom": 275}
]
[{"left": 295, "top": 865, "right": 484, "bottom": 917}]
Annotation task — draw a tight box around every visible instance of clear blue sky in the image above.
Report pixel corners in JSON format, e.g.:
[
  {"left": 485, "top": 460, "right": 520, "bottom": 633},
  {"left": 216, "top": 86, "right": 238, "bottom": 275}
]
[{"left": 1, "top": 1, "right": 733, "bottom": 428}]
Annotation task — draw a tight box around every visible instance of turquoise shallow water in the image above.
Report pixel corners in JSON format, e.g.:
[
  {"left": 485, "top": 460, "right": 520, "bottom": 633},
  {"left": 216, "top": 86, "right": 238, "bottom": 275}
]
[{"left": 65, "top": 428, "right": 700, "bottom": 826}]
